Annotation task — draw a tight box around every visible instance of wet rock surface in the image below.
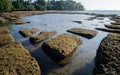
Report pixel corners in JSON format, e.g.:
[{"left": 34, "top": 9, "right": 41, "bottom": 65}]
[
  {"left": 94, "top": 33, "right": 120, "bottom": 75},
  {"left": 67, "top": 28, "right": 98, "bottom": 39},
  {"left": 14, "top": 20, "right": 30, "bottom": 25},
  {"left": 0, "top": 42, "right": 41, "bottom": 75},
  {"left": 29, "top": 31, "right": 57, "bottom": 44},
  {"left": 19, "top": 29, "right": 39, "bottom": 37},
  {"left": 42, "top": 34, "right": 82, "bottom": 65}
]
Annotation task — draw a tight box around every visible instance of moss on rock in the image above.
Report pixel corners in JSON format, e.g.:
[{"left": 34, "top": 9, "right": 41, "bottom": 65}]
[
  {"left": 94, "top": 33, "right": 120, "bottom": 75},
  {"left": 30, "top": 31, "right": 57, "bottom": 44},
  {"left": 42, "top": 34, "right": 82, "bottom": 65},
  {"left": 67, "top": 28, "right": 98, "bottom": 39},
  {"left": 0, "top": 42, "right": 41, "bottom": 75},
  {"left": 19, "top": 29, "right": 39, "bottom": 37}
]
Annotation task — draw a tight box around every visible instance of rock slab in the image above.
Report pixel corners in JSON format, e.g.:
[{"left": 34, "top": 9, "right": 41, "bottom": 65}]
[
  {"left": 19, "top": 29, "right": 39, "bottom": 37},
  {"left": 94, "top": 33, "right": 120, "bottom": 75},
  {"left": 42, "top": 34, "right": 82, "bottom": 65},
  {"left": 29, "top": 31, "right": 57, "bottom": 44},
  {"left": 67, "top": 28, "right": 98, "bottom": 39}
]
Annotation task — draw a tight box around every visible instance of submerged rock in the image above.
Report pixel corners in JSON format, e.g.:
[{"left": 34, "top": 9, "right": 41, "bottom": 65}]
[
  {"left": 42, "top": 34, "right": 82, "bottom": 65},
  {"left": 94, "top": 33, "right": 120, "bottom": 75},
  {"left": 67, "top": 28, "right": 98, "bottom": 39},
  {"left": 105, "top": 25, "right": 120, "bottom": 29},
  {"left": 72, "top": 21, "right": 82, "bottom": 24},
  {"left": 95, "top": 28, "right": 120, "bottom": 33},
  {"left": 19, "top": 29, "right": 39, "bottom": 37},
  {"left": 0, "top": 27, "right": 10, "bottom": 34},
  {"left": 29, "top": 31, "right": 57, "bottom": 44},
  {"left": 14, "top": 20, "right": 30, "bottom": 25},
  {"left": 0, "top": 42, "right": 41, "bottom": 75}
]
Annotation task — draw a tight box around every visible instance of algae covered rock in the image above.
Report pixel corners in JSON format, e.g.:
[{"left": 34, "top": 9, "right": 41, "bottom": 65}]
[
  {"left": 0, "top": 27, "right": 10, "bottom": 34},
  {"left": 67, "top": 28, "right": 98, "bottom": 39},
  {"left": 19, "top": 29, "right": 39, "bottom": 37},
  {"left": 30, "top": 31, "right": 57, "bottom": 44},
  {"left": 0, "top": 42, "right": 41, "bottom": 75},
  {"left": 42, "top": 34, "right": 82, "bottom": 65},
  {"left": 94, "top": 33, "right": 120, "bottom": 75}
]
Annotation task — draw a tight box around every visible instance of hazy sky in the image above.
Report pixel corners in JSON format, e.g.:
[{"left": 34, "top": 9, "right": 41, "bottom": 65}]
[{"left": 76, "top": 0, "right": 120, "bottom": 10}]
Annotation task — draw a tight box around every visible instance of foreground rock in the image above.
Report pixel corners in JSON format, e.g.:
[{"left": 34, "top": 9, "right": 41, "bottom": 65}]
[
  {"left": 30, "top": 31, "right": 57, "bottom": 44},
  {"left": 42, "top": 34, "right": 82, "bottom": 65},
  {"left": 0, "top": 42, "right": 41, "bottom": 75},
  {"left": 95, "top": 28, "right": 120, "bottom": 33},
  {"left": 0, "top": 17, "right": 6, "bottom": 23},
  {"left": 67, "top": 28, "right": 98, "bottom": 39},
  {"left": 19, "top": 29, "right": 39, "bottom": 37},
  {"left": 0, "top": 27, "right": 10, "bottom": 34},
  {"left": 105, "top": 25, "right": 120, "bottom": 29},
  {"left": 94, "top": 33, "right": 120, "bottom": 75}
]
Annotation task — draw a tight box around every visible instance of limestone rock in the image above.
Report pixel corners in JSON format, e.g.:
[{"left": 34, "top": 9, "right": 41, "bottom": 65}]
[
  {"left": 94, "top": 33, "right": 120, "bottom": 75},
  {"left": 19, "top": 29, "right": 39, "bottom": 37},
  {"left": 29, "top": 31, "right": 57, "bottom": 44},
  {"left": 67, "top": 28, "right": 98, "bottom": 39},
  {"left": 0, "top": 42, "right": 41, "bottom": 75},
  {"left": 42, "top": 34, "right": 82, "bottom": 65}
]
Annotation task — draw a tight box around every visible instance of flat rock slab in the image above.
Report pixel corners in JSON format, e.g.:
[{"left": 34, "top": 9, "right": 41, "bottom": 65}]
[
  {"left": 0, "top": 27, "right": 10, "bottom": 34},
  {"left": 29, "top": 31, "right": 57, "bottom": 44},
  {"left": 0, "top": 34, "right": 15, "bottom": 46},
  {"left": 95, "top": 28, "right": 120, "bottom": 33},
  {"left": 19, "top": 29, "right": 39, "bottom": 37},
  {"left": 67, "top": 28, "right": 98, "bottom": 39},
  {"left": 72, "top": 21, "right": 82, "bottom": 24},
  {"left": 0, "top": 42, "right": 41, "bottom": 75},
  {"left": 94, "top": 33, "right": 120, "bottom": 75},
  {"left": 105, "top": 25, "right": 120, "bottom": 29},
  {"left": 42, "top": 34, "right": 82, "bottom": 65}
]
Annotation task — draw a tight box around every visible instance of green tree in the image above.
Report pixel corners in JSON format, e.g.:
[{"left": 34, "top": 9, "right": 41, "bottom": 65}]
[
  {"left": 0, "top": 0, "right": 12, "bottom": 11},
  {"left": 12, "top": 0, "right": 24, "bottom": 10},
  {"left": 34, "top": 0, "right": 46, "bottom": 10}
]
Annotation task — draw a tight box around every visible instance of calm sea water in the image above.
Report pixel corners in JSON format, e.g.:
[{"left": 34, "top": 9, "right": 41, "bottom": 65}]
[{"left": 7, "top": 10, "right": 119, "bottom": 75}]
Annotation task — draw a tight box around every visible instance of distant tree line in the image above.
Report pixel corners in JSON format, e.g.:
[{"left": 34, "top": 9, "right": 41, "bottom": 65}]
[{"left": 0, "top": 0, "right": 85, "bottom": 12}]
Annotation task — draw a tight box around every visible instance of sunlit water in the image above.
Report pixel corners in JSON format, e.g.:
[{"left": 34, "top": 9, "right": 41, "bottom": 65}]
[{"left": 7, "top": 13, "right": 114, "bottom": 75}]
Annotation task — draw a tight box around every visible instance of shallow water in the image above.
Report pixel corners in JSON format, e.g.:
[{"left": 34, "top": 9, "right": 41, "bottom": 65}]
[{"left": 8, "top": 13, "right": 112, "bottom": 75}]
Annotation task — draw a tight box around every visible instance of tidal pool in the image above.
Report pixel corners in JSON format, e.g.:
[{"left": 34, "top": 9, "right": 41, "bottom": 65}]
[{"left": 8, "top": 13, "right": 111, "bottom": 75}]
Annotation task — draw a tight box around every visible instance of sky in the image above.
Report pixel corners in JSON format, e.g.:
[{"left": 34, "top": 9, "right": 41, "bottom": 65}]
[{"left": 76, "top": 0, "right": 120, "bottom": 10}]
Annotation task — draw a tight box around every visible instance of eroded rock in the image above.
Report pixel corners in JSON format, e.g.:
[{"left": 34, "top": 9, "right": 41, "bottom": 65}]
[
  {"left": 19, "top": 29, "right": 39, "bottom": 37},
  {"left": 67, "top": 28, "right": 98, "bottom": 39},
  {"left": 72, "top": 21, "right": 82, "bottom": 24},
  {"left": 0, "top": 42, "right": 41, "bottom": 75},
  {"left": 94, "top": 33, "right": 120, "bottom": 75},
  {"left": 14, "top": 20, "right": 30, "bottom": 25},
  {"left": 42, "top": 34, "right": 82, "bottom": 65},
  {"left": 29, "top": 31, "right": 57, "bottom": 44}
]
